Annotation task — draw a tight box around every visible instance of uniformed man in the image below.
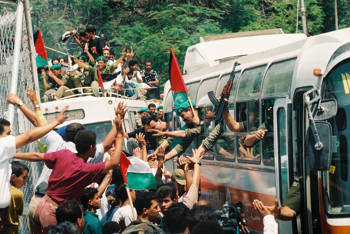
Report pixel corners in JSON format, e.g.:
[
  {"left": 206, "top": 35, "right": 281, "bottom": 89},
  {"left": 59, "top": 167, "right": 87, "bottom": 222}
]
[
  {"left": 42, "top": 64, "right": 74, "bottom": 102},
  {"left": 68, "top": 55, "right": 94, "bottom": 89},
  {"left": 157, "top": 105, "right": 164, "bottom": 121},
  {"left": 135, "top": 107, "right": 149, "bottom": 129}
]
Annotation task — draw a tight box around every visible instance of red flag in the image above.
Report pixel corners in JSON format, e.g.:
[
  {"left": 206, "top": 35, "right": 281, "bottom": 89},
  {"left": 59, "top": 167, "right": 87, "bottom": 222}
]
[
  {"left": 169, "top": 48, "right": 188, "bottom": 94},
  {"left": 97, "top": 68, "right": 105, "bottom": 93},
  {"left": 34, "top": 30, "right": 48, "bottom": 61},
  {"left": 120, "top": 152, "right": 130, "bottom": 184}
]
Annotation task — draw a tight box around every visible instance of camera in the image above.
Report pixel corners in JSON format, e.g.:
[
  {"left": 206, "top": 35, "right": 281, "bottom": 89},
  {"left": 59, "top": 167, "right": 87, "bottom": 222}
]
[{"left": 213, "top": 201, "right": 249, "bottom": 233}]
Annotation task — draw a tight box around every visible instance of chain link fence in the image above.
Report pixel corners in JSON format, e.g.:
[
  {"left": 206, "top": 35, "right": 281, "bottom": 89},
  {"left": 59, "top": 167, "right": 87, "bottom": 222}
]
[{"left": 0, "top": 1, "right": 42, "bottom": 233}]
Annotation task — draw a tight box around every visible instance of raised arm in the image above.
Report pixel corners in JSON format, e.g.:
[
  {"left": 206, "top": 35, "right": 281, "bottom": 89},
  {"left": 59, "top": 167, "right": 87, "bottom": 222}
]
[
  {"left": 223, "top": 105, "right": 243, "bottom": 132},
  {"left": 48, "top": 69, "right": 64, "bottom": 87},
  {"left": 187, "top": 148, "right": 203, "bottom": 189},
  {"left": 151, "top": 129, "right": 186, "bottom": 138},
  {"left": 7, "top": 93, "right": 42, "bottom": 127},
  {"left": 136, "top": 133, "right": 147, "bottom": 162},
  {"left": 104, "top": 102, "right": 127, "bottom": 172},
  {"left": 73, "top": 56, "right": 90, "bottom": 70},
  {"left": 14, "top": 104, "right": 69, "bottom": 149},
  {"left": 97, "top": 169, "right": 112, "bottom": 197},
  {"left": 244, "top": 129, "right": 267, "bottom": 147}
]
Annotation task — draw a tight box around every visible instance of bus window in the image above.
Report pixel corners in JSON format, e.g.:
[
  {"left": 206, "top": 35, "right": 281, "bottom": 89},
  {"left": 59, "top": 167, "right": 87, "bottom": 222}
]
[
  {"left": 236, "top": 101, "right": 261, "bottom": 163},
  {"left": 197, "top": 77, "right": 219, "bottom": 103},
  {"left": 187, "top": 82, "right": 200, "bottom": 103},
  {"left": 163, "top": 91, "right": 174, "bottom": 113},
  {"left": 262, "top": 99, "right": 275, "bottom": 165},
  {"left": 237, "top": 65, "right": 266, "bottom": 101},
  {"left": 84, "top": 121, "right": 113, "bottom": 144},
  {"left": 216, "top": 72, "right": 240, "bottom": 103},
  {"left": 164, "top": 112, "right": 174, "bottom": 130},
  {"left": 321, "top": 59, "right": 350, "bottom": 215},
  {"left": 44, "top": 109, "right": 85, "bottom": 123},
  {"left": 215, "top": 103, "right": 236, "bottom": 161},
  {"left": 262, "top": 58, "right": 296, "bottom": 97}
]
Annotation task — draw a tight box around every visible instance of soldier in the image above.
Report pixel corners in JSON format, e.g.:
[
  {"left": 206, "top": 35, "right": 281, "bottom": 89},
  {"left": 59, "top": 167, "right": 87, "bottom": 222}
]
[
  {"left": 42, "top": 64, "right": 74, "bottom": 102},
  {"left": 135, "top": 107, "right": 149, "bottom": 129}
]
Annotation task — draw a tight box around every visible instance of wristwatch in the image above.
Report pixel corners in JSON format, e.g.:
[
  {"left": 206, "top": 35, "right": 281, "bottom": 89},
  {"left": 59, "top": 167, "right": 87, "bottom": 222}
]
[{"left": 17, "top": 101, "right": 24, "bottom": 107}]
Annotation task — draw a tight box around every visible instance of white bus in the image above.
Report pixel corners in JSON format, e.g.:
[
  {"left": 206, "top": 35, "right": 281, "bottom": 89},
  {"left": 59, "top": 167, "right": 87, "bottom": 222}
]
[{"left": 163, "top": 28, "right": 350, "bottom": 233}]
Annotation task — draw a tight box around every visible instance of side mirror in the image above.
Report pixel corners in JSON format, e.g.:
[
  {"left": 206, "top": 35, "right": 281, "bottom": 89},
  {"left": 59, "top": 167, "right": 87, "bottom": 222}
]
[
  {"left": 307, "top": 121, "right": 332, "bottom": 170},
  {"left": 314, "top": 99, "right": 338, "bottom": 121}
]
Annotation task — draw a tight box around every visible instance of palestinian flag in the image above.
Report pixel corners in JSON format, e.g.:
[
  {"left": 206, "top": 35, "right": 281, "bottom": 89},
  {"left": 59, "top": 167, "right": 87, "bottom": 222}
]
[
  {"left": 97, "top": 68, "right": 105, "bottom": 93},
  {"left": 33, "top": 30, "right": 48, "bottom": 68},
  {"left": 169, "top": 48, "right": 191, "bottom": 114},
  {"left": 120, "top": 152, "right": 157, "bottom": 190}
]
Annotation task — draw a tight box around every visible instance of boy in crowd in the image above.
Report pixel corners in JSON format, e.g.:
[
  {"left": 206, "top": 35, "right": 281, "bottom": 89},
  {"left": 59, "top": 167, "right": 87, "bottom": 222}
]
[
  {"left": 81, "top": 188, "right": 103, "bottom": 234},
  {"left": 4, "top": 161, "right": 29, "bottom": 234}
]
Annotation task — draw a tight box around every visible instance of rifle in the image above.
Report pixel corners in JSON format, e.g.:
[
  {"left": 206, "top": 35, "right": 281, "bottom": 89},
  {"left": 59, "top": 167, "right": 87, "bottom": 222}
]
[{"left": 208, "top": 61, "right": 240, "bottom": 124}]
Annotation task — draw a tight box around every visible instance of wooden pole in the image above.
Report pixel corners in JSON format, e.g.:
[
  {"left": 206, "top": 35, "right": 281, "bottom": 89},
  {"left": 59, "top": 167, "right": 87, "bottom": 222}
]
[{"left": 125, "top": 185, "right": 137, "bottom": 220}]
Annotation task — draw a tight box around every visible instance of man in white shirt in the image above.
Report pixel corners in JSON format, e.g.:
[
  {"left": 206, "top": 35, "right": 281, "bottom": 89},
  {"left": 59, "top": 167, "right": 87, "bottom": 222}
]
[{"left": 0, "top": 94, "right": 68, "bottom": 230}]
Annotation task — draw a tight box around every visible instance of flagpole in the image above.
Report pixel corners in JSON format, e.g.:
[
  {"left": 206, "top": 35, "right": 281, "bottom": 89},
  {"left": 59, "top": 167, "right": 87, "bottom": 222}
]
[
  {"left": 125, "top": 185, "right": 137, "bottom": 220},
  {"left": 187, "top": 96, "right": 200, "bottom": 125}
]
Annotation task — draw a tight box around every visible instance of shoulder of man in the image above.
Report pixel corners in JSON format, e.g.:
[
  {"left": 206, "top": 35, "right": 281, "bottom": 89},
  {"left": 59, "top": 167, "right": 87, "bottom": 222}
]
[{"left": 122, "top": 221, "right": 165, "bottom": 234}]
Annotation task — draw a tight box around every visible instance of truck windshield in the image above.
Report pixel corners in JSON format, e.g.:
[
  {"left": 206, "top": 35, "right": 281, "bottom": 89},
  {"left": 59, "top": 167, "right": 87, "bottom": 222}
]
[
  {"left": 84, "top": 121, "right": 113, "bottom": 144},
  {"left": 322, "top": 59, "right": 350, "bottom": 216}
]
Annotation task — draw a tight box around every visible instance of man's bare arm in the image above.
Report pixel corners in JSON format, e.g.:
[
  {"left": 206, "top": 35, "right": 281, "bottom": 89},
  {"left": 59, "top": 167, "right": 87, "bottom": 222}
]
[
  {"left": 14, "top": 152, "right": 44, "bottom": 161},
  {"left": 152, "top": 129, "right": 186, "bottom": 138}
]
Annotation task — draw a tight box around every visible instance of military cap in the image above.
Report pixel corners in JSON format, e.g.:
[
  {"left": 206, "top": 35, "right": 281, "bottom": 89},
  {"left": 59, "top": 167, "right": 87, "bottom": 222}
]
[
  {"left": 96, "top": 56, "right": 107, "bottom": 62},
  {"left": 138, "top": 107, "right": 149, "bottom": 113},
  {"left": 51, "top": 64, "right": 62, "bottom": 70}
]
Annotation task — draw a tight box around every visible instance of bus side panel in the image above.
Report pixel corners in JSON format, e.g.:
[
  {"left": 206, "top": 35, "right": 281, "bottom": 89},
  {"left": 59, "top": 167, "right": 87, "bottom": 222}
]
[{"left": 200, "top": 162, "right": 276, "bottom": 232}]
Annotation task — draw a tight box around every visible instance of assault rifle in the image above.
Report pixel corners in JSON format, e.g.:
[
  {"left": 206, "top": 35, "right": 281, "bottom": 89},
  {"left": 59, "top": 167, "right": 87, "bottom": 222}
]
[{"left": 208, "top": 61, "right": 240, "bottom": 124}]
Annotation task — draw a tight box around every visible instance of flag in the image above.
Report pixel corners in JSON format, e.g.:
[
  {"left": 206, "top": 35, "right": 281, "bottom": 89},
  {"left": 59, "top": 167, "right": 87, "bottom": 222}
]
[
  {"left": 169, "top": 48, "right": 192, "bottom": 114},
  {"left": 120, "top": 152, "right": 157, "bottom": 190},
  {"left": 97, "top": 68, "right": 105, "bottom": 93},
  {"left": 33, "top": 30, "right": 48, "bottom": 68}
]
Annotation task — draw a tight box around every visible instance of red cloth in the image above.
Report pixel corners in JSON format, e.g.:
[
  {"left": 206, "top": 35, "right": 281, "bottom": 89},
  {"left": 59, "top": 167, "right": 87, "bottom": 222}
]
[
  {"left": 34, "top": 29, "right": 48, "bottom": 61},
  {"left": 44, "top": 149, "right": 105, "bottom": 203},
  {"left": 169, "top": 48, "right": 188, "bottom": 94}
]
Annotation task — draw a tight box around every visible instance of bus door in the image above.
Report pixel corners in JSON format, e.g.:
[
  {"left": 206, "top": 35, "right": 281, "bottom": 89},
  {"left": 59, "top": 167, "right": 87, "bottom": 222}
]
[{"left": 273, "top": 98, "right": 294, "bottom": 233}]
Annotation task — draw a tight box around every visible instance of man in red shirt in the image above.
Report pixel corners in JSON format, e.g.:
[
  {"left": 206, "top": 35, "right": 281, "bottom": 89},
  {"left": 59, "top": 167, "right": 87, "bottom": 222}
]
[{"left": 15, "top": 102, "right": 127, "bottom": 233}]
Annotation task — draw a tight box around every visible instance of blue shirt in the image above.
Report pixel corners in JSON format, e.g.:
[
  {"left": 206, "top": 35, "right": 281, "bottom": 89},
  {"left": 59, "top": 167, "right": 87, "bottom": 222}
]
[{"left": 83, "top": 211, "right": 103, "bottom": 234}]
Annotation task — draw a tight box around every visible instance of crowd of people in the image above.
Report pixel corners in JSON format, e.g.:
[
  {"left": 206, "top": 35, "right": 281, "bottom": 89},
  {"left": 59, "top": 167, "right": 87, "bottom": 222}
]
[{"left": 39, "top": 25, "right": 161, "bottom": 102}]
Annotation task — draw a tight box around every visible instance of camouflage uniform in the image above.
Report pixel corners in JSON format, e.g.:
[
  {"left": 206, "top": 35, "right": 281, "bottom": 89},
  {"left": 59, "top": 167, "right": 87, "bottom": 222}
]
[
  {"left": 167, "top": 125, "right": 202, "bottom": 155},
  {"left": 67, "top": 68, "right": 94, "bottom": 88},
  {"left": 43, "top": 74, "right": 74, "bottom": 102},
  {"left": 122, "top": 220, "right": 165, "bottom": 234}
]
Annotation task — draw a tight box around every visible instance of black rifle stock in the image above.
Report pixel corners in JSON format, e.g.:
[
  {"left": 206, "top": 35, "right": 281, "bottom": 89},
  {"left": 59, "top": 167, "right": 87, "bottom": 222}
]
[{"left": 208, "top": 61, "right": 240, "bottom": 124}]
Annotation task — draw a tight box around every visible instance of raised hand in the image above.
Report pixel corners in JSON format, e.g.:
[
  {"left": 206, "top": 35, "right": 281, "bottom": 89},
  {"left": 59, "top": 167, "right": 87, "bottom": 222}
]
[
  {"left": 56, "top": 105, "right": 69, "bottom": 125},
  {"left": 255, "top": 129, "right": 267, "bottom": 140},
  {"left": 149, "top": 129, "right": 164, "bottom": 137},
  {"left": 187, "top": 148, "right": 203, "bottom": 164},
  {"left": 26, "top": 89, "right": 39, "bottom": 106},
  {"left": 7, "top": 93, "right": 22, "bottom": 105},
  {"left": 136, "top": 133, "right": 146, "bottom": 147}
]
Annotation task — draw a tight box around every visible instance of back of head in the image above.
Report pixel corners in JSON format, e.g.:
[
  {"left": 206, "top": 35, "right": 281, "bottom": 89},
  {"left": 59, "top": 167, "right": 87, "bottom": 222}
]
[
  {"left": 0, "top": 118, "right": 10, "bottom": 135},
  {"left": 141, "top": 115, "right": 153, "bottom": 126},
  {"left": 102, "top": 221, "right": 120, "bottom": 234},
  {"left": 65, "top": 123, "right": 84, "bottom": 142},
  {"left": 74, "top": 129, "right": 96, "bottom": 154},
  {"left": 11, "top": 161, "right": 29, "bottom": 177},
  {"left": 190, "top": 205, "right": 215, "bottom": 223},
  {"left": 134, "top": 191, "right": 156, "bottom": 216},
  {"left": 128, "top": 60, "right": 138, "bottom": 68},
  {"left": 47, "top": 221, "right": 78, "bottom": 234},
  {"left": 156, "top": 183, "right": 176, "bottom": 200},
  {"left": 191, "top": 221, "right": 224, "bottom": 234},
  {"left": 80, "top": 187, "right": 98, "bottom": 209},
  {"left": 85, "top": 25, "right": 96, "bottom": 34},
  {"left": 56, "top": 200, "right": 82, "bottom": 224},
  {"left": 112, "top": 166, "right": 124, "bottom": 187},
  {"left": 115, "top": 184, "right": 128, "bottom": 203},
  {"left": 163, "top": 203, "right": 193, "bottom": 234}
]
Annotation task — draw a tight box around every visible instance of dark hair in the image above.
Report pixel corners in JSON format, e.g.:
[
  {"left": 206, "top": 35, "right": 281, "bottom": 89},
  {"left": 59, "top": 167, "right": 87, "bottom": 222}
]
[
  {"left": 190, "top": 205, "right": 216, "bottom": 226},
  {"left": 156, "top": 183, "right": 177, "bottom": 200},
  {"left": 0, "top": 118, "right": 10, "bottom": 135},
  {"left": 141, "top": 115, "right": 153, "bottom": 126},
  {"left": 80, "top": 187, "right": 98, "bottom": 209},
  {"left": 110, "top": 52, "right": 115, "bottom": 56},
  {"left": 111, "top": 166, "right": 124, "bottom": 187},
  {"left": 65, "top": 123, "right": 84, "bottom": 142},
  {"left": 148, "top": 103, "right": 156, "bottom": 109},
  {"left": 56, "top": 200, "right": 82, "bottom": 224},
  {"left": 102, "top": 221, "right": 120, "bottom": 234},
  {"left": 47, "top": 221, "right": 78, "bottom": 234},
  {"left": 191, "top": 221, "right": 224, "bottom": 234},
  {"left": 115, "top": 184, "right": 128, "bottom": 203},
  {"left": 79, "top": 31, "right": 87, "bottom": 37},
  {"left": 163, "top": 203, "right": 193, "bottom": 233},
  {"left": 134, "top": 191, "right": 156, "bottom": 216},
  {"left": 128, "top": 60, "right": 138, "bottom": 67},
  {"left": 74, "top": 129, "right": 96, "bottom": 154},
  {"left": 11, "top": 161, "right": 29, "bottom": 177},
  {"left": 85, "top": 25, "right": 96, "bottom": 34}
]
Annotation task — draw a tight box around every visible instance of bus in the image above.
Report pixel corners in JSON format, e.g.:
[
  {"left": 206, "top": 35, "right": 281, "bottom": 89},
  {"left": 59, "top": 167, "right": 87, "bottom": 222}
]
[
  {"left": 162, "top": 28, "right": 350, "bottom": 233},
  {"left": 40, "top": 93, "right": 152, "bottom": 151}
]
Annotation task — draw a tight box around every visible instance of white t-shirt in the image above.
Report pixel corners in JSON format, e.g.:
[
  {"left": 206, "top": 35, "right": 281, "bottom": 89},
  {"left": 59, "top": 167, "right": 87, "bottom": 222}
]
[
  {"left": 34, "top": 131, "right": 105, "bottom": 194},
  {"left": 111, "top": 205, "right": 136, "bottom": 226},
  {"left": 0, "top": 135, "right": 16, "bottom": 208}
]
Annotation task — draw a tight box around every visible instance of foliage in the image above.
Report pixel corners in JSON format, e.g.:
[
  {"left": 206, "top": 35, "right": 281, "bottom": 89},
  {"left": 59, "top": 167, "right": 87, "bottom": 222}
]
[{"left": 29, "top": 0, "right": 350, "bottom": 91}]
